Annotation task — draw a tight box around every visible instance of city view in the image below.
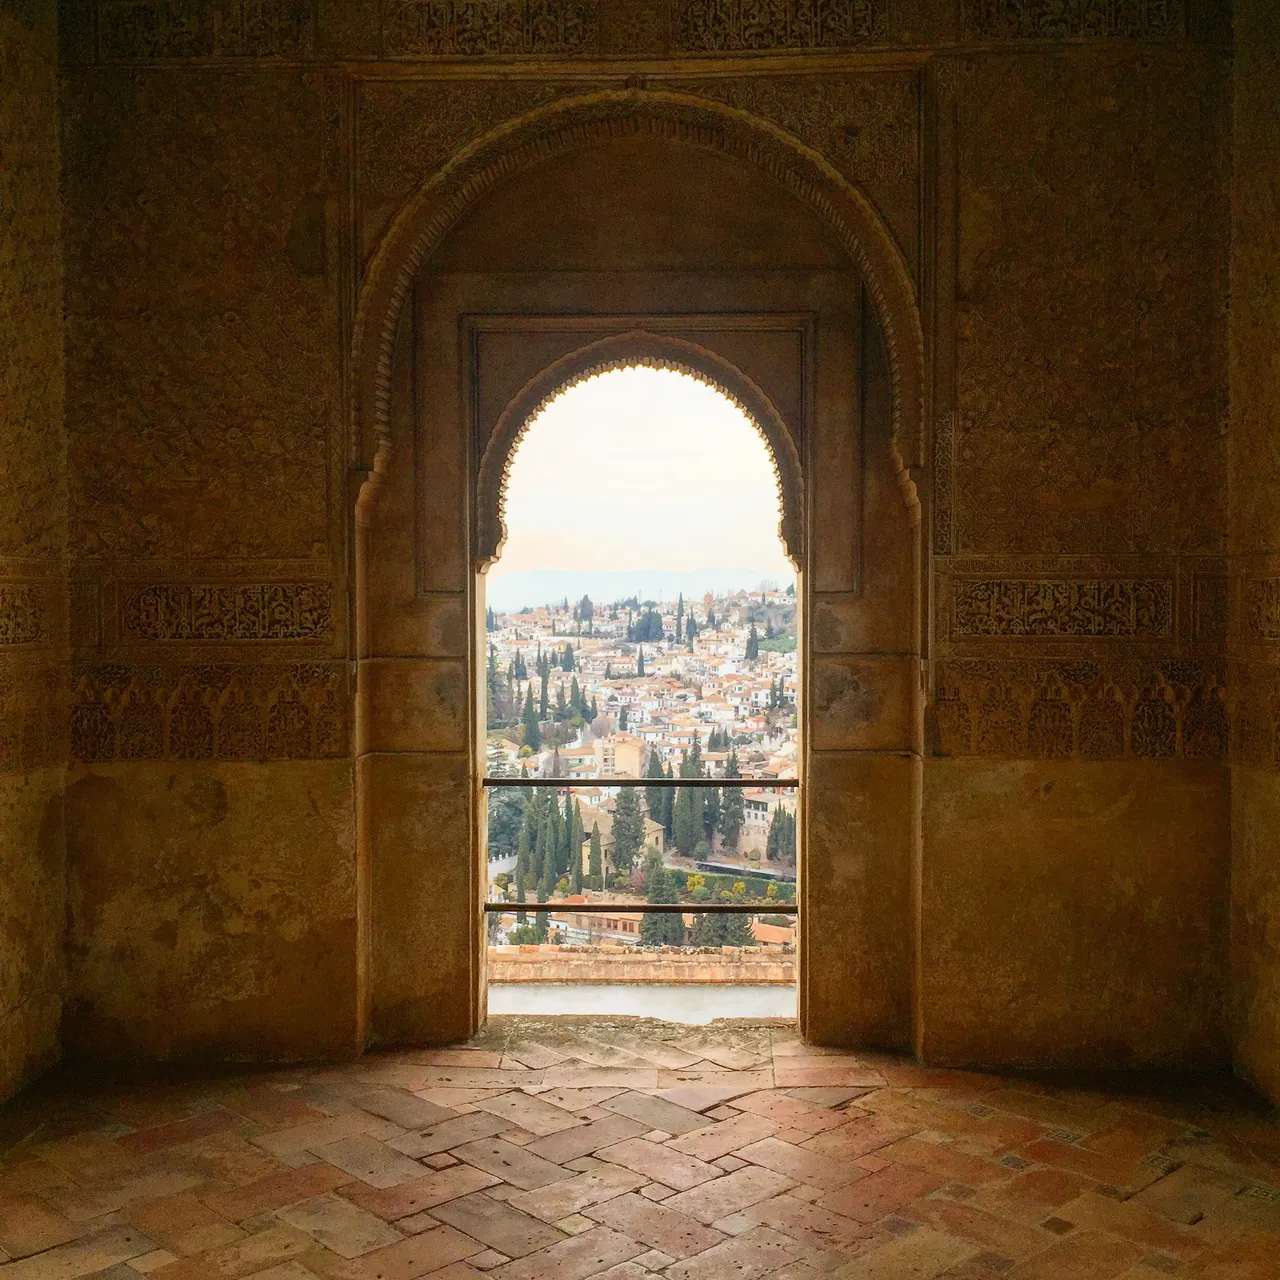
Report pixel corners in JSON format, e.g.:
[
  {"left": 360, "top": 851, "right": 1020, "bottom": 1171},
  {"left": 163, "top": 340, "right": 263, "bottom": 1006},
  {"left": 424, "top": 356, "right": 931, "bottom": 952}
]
[{"left": 479, "top": 367, "right": 799, "bottom": 1014}]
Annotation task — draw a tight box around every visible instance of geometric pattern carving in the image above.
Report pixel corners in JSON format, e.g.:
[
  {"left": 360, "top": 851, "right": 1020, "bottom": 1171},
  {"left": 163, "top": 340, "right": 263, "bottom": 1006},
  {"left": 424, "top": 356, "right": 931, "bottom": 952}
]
[
  {"left": 960, "top": 0, "right": 1186, "bottom": 40},
  {"left": 935, "top": 658, "right": 1226, "bottom": 760},
  {"left": 383, "top": 0, "right": 598, "bottom": 55},
  {"left": 98, "top": 0, "right": 314, "bottom": 58},
  {"left": 70, "top": 663, "right": 348, "bottom": 762},
  {"left": 1245, "top": 578, "right": 1280, "bottom": 640},
  {"left": 952, "top": 578, "right": 1173, "bottom": 639},
  {"left": 0, "top": 585, "right": 44, "bottom": 645},
  {"left": 674, "top": 0, "right": 888, "bottom": 49},
  {"left": 1193, "top": 573, "right": 1229, "bottom": 642},
  {"left": 122, "top": 583, "right": 333, "bottom": 642},
  {"left": 933, "top": 410, "right": 956, "bottom": 555},
  {"left": 0, "top": 664, "right": 65, "bottom": 774}
]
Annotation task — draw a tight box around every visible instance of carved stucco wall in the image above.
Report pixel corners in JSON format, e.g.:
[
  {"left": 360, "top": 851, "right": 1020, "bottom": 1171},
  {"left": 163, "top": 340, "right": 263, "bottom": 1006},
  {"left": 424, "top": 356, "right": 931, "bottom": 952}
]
[
  {"left": 1228, "top": 0, "right": 1280, "bottom": 1102},
  {"left": 55, "top": 0, "right": 1238, "bottom": 1070},
  {"left": 0, "top": 0, "right": 67, "bottom": 1101}
]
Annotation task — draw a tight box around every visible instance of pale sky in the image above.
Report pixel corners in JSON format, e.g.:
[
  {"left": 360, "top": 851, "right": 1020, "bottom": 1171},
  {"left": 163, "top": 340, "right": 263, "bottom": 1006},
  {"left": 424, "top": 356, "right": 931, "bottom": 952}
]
[{"left": 490, "top": 366, "right": 794, "bottom": 581}]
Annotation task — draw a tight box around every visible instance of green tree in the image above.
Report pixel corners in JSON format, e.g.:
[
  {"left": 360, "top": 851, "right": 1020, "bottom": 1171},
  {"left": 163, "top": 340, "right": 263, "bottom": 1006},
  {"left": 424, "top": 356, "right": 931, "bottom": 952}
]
[
  {"left": 534, "top": 802, "right": 553, "bottom": 883},
  {"left": 561, "top": 643, "right": 575, "bottom": 672},
  {"left": 686, "top": 614, "right": 696, "bottom": 646},
  {"left": 645, "top": 748, "right": 669, "bottom": 832},
  {"left": 521, "top": 685, "right": 541, "bottom": 751},
  {"left": 720, "top": 748, "right": 744, "bottom": 849},
  {"left": 640, "top": 864, "right": 685, "bottom": 945},
  {"left": 676, "top": 594, "right": 684, "bottom": 636},
  {"left": 721, "top": 912, "right": 755, "bottom": 946},
  {"left": 487, "top": 787, "right": 526, "bottom": 858},
  {"left": 612, "top": 786, "right": 645, "bottom": 873},
  {"left": 515, "top": 822, "right": 530, "bottom": 922},
  {"left": 588, "top": 822, "right": 603, "bottom": 889},
  {"left": 702, "top": 786, "right": 720, "bottom": 844},
  {"left": 690, "top": 913, "right": 724, "bottom": 946},
  {"left": 635, "top": 646, "right": 645, "bottom": 677},
  {"left": 766, "top": 807, "right": 797, "bottom": 862},
  {"left": 673, "top": 786, "right": 702, "bottom": 857},
  {"left": 539, "top": 668, "right": 550, "bottom": 718},
  {"left": 746, "top": 625, "right": 760, "bottom": 660},
  {"left": 619, "top": 705, "right": 629, "bottom": 731},
  {"left": 485, "top": 606, "right": 496, "bottom": 632},
  {"left": 570, "top": 676, "right": 582, "bottom": 717}
]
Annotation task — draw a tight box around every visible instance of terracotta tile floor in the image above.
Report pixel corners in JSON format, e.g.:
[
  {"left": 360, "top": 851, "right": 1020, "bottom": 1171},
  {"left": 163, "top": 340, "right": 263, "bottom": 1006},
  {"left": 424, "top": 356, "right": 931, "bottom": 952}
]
[{"left": 2, "top": 1018, "right": 1280, "bottom": 1279}]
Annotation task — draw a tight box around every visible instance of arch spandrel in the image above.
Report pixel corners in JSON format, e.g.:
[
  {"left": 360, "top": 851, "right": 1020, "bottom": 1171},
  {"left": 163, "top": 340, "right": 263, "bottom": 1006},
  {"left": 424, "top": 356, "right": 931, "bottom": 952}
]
[
  {"left": 474, "top": 333, "right": 804, "bottom": 570},
  {"left": 351, "top": 89, "right": 927, "bottom": 485}
]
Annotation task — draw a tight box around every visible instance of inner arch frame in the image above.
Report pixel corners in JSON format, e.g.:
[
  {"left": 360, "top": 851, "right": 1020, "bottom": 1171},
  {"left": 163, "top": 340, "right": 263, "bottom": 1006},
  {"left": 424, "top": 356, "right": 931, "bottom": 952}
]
[{"left": 475, "top": 331, "right": 805, "bottom": 572}]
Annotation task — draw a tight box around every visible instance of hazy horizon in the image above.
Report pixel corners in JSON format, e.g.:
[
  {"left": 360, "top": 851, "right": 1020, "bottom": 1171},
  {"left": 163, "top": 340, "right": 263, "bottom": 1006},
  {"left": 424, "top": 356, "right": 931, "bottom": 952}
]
[{"left": 484, "top": 566, "right": 790, "bottom": 613}]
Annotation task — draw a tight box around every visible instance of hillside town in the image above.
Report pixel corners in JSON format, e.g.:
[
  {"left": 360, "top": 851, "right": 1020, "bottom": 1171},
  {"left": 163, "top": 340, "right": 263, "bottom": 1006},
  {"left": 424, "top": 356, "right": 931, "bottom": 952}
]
[{"left": 484, "top": 584, "right": 799, "bottom": 951}]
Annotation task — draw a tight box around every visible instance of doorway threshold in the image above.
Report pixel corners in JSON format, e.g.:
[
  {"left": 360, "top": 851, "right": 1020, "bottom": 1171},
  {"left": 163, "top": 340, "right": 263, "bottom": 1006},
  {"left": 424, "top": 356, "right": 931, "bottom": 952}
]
[{"left": 487, "top": 981, "right": 796, "bottom": 1023}]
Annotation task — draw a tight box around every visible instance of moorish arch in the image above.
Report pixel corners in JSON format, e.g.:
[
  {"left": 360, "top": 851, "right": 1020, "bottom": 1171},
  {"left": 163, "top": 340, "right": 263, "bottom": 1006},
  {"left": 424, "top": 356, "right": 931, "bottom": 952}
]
[{"left": 349, "top": 86, "right": 928, "bottom": 1049}]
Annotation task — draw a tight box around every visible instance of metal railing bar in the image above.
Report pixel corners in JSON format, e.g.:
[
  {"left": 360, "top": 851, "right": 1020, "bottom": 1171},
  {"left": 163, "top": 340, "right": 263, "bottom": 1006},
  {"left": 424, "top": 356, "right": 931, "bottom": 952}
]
[
  {"left": 485, "top": 902, "right": 796, "bottom": 914},
  {"left": 483, "top": 777, "right": 798, "bottom": 789}
]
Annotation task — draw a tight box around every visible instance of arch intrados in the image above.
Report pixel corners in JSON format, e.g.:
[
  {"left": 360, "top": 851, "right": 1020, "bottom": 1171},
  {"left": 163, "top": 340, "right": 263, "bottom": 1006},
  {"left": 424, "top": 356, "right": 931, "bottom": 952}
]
[
  {"left": 476, "top": 334, "right": 803, "bottom": 570},
  {"left": 352, "top": 88, "right": 926, "bottom": 482}
]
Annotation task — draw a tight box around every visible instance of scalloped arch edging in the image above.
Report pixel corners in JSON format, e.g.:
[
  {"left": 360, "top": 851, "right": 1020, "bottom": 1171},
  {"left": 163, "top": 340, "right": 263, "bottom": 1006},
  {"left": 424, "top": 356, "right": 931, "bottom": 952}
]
[{"left": 351, "top": 88, "right": 927, "bottom": 485}]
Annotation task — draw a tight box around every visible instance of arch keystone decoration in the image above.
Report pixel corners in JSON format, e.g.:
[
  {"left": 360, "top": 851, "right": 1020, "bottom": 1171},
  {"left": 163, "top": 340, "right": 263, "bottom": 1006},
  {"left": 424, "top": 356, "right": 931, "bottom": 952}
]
[
  {"left": 474, "top": 332, "right": 805, "bottom": 569},
  {"left": 351, "top": 89, "right": 927, "bottom": 484}
]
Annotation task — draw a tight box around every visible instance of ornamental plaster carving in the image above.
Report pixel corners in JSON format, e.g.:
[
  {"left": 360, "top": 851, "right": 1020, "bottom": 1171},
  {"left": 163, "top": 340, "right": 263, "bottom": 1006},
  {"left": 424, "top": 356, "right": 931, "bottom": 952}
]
[
  {"left": 122, "top": 582, "right": 334, "bottom": 642},
  {"left": 934, "top": 657, "right": 1226, "bottom": 760},
  {"left": 953, "top": 55, "right": 1227, "bottom": 558},
  {"left": 951, "top": 577, "right": 1173, "bottom": 639},
  {"left": 0, "top": 585, "right": 45, "bottom": 645},
  {"left": 382, "top": 0, "right": 598, "bottom": 55},
  {"left": 961, "top": 0, "right": 1187, "bottom": 40},
  {"left": 1245, "top": 579, "right": 1280, "bottom": 641},
  {"left": 70, "top": 662, "right": 349, "bottom": 762},
  {"left": 97, "top": 0, "right": 315, "bottom": 59},
  {"left": 352, "top": 90, "right": 926, "bottom": 500},
  {"left": 672, "top": 0, "right": 888, "bottom": 50}
]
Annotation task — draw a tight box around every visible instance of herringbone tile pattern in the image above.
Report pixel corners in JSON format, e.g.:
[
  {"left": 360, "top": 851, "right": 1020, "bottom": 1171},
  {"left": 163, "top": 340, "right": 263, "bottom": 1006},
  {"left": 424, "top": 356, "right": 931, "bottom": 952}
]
[{"left": 1, "top": 1019, "right": 1279, "bottom": 1278}]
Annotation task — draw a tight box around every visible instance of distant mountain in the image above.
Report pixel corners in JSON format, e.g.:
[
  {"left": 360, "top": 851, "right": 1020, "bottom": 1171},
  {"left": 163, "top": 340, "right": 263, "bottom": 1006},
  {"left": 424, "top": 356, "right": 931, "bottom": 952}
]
[{"left": 483, "top": 568, "right": 793, "bottom": 613}]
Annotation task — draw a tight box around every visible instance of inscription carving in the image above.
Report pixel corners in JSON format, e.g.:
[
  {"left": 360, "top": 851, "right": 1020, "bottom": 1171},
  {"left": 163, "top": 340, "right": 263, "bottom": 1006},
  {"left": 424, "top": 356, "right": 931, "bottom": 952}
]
[
  {"left": 1246, "top": 578, "right": 1280, "bottom": 640},
  {"left": 70, "top": 663, "right": 348, "bottom": 762},
  {"left": 952, "top": 578, "right": 1173, "bottom": 639},
  {"left": 0, "top": 586, "right": 44, "bottom": 646},
  {"left": 933, "top": 410, "right": 956, "bottom": 555},
  {"left": 382, "top": 0, "right": 598, "bottom": 55},
  {"left": 98, "top": 0, "right": 314, "bottom": 58},
  {"left": 122, "top": 583, "right": 333, "bottom": 642},
  {"left": 673, "top": 0, "right": 887, "bottom": 50},
  {"left": 935, "top": 658, "right": 1225, "bottom": 760},
  {"left": 961, "top": 0, "right": 1186, "bottom": 40}
]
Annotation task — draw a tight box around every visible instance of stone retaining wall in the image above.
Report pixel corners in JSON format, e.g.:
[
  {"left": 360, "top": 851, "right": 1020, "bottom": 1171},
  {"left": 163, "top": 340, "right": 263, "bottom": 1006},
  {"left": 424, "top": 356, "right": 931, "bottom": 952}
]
[{"left": 488, "top": 946, "right": 794, "bottom": 985}]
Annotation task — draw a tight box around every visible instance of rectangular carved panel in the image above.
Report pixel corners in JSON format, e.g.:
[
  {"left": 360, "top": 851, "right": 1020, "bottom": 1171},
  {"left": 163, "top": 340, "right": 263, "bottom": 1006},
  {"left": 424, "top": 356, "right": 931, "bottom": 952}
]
[
  {"left": 0, "top": 586, "right": 45, "bottom": 646},
  {"left": 98, "top": 0, "right": 315, "bottom": 58},
  {"left": 1246, "top": 578, "right": 1280, "bottom": 640},
  {"left": 70, "top": 662, "right": 348, "bottom": 762},
  {"left": 934, "top": 658, "right": 1225, "bottom": 761},
  {"left": 382, "top": 0, "right": 597, "bottom": 55},
  {"left": 673, "top": 0, "right": 887, "bottom": 49},
  {"left": 961, "top": 0, "right": 1186, "bottom": 40},
  {"left": 952, "top": 578, "right": 1173, "bottom": 639},
  {"left": 122, "top": 583, "right": 333, "bottom": 642}
]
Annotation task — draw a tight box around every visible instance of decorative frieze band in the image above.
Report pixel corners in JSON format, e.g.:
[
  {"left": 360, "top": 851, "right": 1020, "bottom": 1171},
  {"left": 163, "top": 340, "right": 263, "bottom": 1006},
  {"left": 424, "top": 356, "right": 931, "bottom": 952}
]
[
  {"left": 0, "top": 585, "right": 44, "bottom": 646},
  {"left": 122, "top": 582, "right": 333, "bottom": 643},
  {"left": 934, "top": 658, "right": 1226, "bottom": 761},
  {"left": 383, "top": 0, "right": 597, "bottom": 56},
  {"left": 97, "top": 0, "right": 314, "bottom": 59},
  {"left": 952, "top": 578, "right": 1173, "bottom": 639},
  {"left": 672, "top": 0, "right": 887, "bottom": 50},
  {"left": 70, "top": 662, "right": 349, "bottom": 762},
  {"left": 960, "top": 0, "right": 1186, "bottom": 40}
]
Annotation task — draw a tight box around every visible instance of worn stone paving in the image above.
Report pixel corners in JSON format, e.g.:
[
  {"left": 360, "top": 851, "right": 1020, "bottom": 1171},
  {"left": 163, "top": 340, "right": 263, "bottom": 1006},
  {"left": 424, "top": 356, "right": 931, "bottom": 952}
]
[{"left": 2, "top": 1019, "right": 1279, "bottom": 1278}]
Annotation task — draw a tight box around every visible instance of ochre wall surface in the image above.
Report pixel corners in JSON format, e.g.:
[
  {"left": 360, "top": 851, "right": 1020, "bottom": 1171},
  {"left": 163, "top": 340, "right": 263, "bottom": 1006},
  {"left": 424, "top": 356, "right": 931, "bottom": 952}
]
[
  {"left": 28, "top": 0, "right": 1257, "bottom": 1087},
  {"left": 0, "top": 0, "right": 67, "bottom": 1101},
  {"left": 1229, "top": 0, "right": 1280, "bottom": 1101}
]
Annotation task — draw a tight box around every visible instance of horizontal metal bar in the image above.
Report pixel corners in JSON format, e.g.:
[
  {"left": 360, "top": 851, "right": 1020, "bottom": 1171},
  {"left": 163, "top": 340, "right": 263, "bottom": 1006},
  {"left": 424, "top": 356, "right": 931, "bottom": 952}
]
[
  {"left": 485, "top": 902, "right": 796, "bottom": 914},
  {"left": 483, "top": 777, "right": 798, "bottom": 789}
]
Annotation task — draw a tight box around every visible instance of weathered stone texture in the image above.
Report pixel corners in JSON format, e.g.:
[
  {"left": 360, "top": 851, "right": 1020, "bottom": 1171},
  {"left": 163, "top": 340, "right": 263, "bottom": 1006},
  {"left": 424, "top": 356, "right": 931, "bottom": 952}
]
[
  {"left": 953, "top": 52, "right": 1228, "bottom": 557},
  {"left": 923, "top": 759, "right": 1230, "bottom": 1068},
  {"left": 62, "top": 67, "right": 338, "bottom": 561},
  {"left": 64, "top": 761, "right": 358, "bottom": 1061},
  {"left": 0, "top": 0, "right": 67, "bottom": 1102},
  {"left": 1228, "top": 0, "right": 1280, "bottom": 1101}
]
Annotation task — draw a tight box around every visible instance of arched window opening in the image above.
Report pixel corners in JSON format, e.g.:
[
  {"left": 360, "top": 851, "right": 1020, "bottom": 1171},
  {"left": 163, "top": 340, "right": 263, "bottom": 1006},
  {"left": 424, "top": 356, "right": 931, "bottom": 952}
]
[{"left": 480, "top": 366, "right": 799, "bottom": 1022}]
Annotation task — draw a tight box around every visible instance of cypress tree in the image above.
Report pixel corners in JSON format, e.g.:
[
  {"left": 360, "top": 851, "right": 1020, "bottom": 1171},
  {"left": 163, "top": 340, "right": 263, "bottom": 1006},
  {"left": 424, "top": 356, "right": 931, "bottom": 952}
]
[
  {"left": 720, "top": 748, "right": 744, "bottom": 849},
  {"left": 661, "top": 761, "right": 675, "bottom": 836},
  {"left": 645, "top": 749, "right": 666, "bottom": 826},
  {"left": 691, "top": 912, "right": 724, "bottom": 946},
  {"left": 570, "top": 676, "right": 581, "bottom": 716},
  {"left": 703, "top": 785, "right": 720, "bottom": 843},
  {"left": 636, "top": 646, "right": 645, "bottom": 676},
  {"left": 589, "top": 823, "right": 603, "bottom": 888},
  {"left": 515, "top": 822, "right": 530, "bottom": 922},
  {"left": 534, "top": 804, "right": 552, "bottom": 882},
  {"left": 539, "top": 668, "right": 549, "bottom": 718},
  {"left": 619, "top": 705, "right": 628, "bottom": 731},
  {"left": 612, "top": 787, "right": 644, "bottom": 873},
  {"left": 641, "top": 865, "right": 686, "bottom": 946},
  {"left": 673, "top": 787, "right": 701, "bottom": 857},
  {"left": 746, "top": 625, "right": 760, "bottom": 660},
  {"left": 721, "top": 912, "right": 755, "bottom": 946},
  {"left": 522, "top": 686, "right": 541, "bottom": 751}
]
